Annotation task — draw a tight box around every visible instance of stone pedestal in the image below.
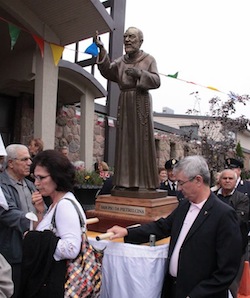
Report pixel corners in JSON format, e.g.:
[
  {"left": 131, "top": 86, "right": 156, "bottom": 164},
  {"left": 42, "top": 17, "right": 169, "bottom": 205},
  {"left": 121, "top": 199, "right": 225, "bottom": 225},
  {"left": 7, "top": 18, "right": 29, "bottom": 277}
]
[{"left": 86, "top": 194, "right": 178, "bottom": 233}]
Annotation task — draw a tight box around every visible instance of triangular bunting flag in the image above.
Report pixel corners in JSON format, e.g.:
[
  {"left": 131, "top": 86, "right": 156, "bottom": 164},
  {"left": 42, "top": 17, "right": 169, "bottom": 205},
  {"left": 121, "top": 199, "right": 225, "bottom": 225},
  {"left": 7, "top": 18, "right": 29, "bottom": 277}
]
[
  {"left": 84, "top": 42, "right": 98, "bottom": 57},
  {"left": 0, "top": 134, "right": 6, "bottom": 156},
  {"left": 167, "top": 72, "right": 178, "bottom": 79},
  {"left": 62, "top": 106, "right": 69, "bottom": 116},
  {"left": 108, "top": 117, "right": 115, "bottom": 127},
  {"left": 8, "top": 24, "right": 20, "bottom": 50},
  {"left": 0, "top": 187, "right": 8, "bottom": 210},
  {"left": 97, "top": 115, "right": 105, "bottom": 125},
  {"left": 206, "top": 86, "right": 220, "bottom": 92},
  {"left": 75, "top": 110, "right": 81, "bottom": 119},
  {"left": 32, "top": 34, "right": 45, "bottom": 57},
  {"left": 49, "top": 43, "right": 64, "bottom": 66},
  {"left": 228, "top": 91, "right": 238, "bottom": 101}
]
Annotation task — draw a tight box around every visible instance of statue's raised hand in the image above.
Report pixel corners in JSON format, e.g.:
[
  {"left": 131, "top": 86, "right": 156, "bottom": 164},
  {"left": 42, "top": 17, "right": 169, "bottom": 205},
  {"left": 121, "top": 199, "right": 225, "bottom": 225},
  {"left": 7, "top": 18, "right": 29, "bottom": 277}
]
[{"left": 94, "top": 31, "right": 104, "bottom": 49}]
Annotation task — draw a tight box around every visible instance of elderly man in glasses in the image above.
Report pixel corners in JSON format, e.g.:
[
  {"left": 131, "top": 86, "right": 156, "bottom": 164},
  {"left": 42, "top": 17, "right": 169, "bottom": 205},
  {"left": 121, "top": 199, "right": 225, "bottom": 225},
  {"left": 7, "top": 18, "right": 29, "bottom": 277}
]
[
  {"left": 106, "top": 155, "right": 242, "bottom": 298},
  {"left": 0, "top": 144, "right": 39, "bottom": 298}
]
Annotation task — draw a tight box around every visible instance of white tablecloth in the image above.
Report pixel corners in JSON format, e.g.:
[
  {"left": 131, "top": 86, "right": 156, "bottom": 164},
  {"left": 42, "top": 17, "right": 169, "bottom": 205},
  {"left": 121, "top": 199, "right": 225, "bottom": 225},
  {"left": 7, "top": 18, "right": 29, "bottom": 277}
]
[{"left": 89, "top": 238, "right": 169, "bottom": 298}]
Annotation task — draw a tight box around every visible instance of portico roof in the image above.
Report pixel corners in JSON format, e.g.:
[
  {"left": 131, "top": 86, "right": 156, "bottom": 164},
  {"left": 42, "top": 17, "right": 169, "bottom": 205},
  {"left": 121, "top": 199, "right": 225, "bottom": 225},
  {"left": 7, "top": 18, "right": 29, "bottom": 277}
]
[
  {"left": 0, "top": 0, "right": 114, "bottom": 45},
  {"left": 0, "top": 0, "right": 113, "bottom": 99},
  {"left": 58, "top": 60, "right": 107, "bottom": 104}
]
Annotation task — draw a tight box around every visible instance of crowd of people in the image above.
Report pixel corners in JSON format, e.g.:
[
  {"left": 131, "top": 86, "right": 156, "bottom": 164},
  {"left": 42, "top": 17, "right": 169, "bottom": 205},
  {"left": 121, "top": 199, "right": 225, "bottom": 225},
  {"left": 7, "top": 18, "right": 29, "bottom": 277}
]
[
  {"left": 108, "top": 155, "right": 249, "bottom": 298},
  {"left": 0, "top": 110, "right": 249, "bottom": 297},
  {"left": 0, "top": 142, "right": 88, "bottom": 297},
  {"left": 0, "top": 136, "right": 249, "bottom": 297},
  {"left": 0, "top": 136, "right": 117, "bottom": 297},
  {"left": 0, "top": 23, "right": 249, "bottom": 298}
]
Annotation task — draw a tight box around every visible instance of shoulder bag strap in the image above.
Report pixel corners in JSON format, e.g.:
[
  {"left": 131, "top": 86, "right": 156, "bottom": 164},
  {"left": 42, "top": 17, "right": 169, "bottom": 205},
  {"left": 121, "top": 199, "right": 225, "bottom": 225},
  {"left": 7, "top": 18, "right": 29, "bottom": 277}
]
[{"left": 51, "top": 198, "right": 85, "bottom": 231}]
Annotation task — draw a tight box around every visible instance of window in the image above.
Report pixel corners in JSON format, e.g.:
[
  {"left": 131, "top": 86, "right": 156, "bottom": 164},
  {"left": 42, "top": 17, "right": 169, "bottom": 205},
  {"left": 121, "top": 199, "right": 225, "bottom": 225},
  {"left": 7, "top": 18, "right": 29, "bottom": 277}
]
[{"left": 170, "top": 142, "right": 176, "bottom": 159}]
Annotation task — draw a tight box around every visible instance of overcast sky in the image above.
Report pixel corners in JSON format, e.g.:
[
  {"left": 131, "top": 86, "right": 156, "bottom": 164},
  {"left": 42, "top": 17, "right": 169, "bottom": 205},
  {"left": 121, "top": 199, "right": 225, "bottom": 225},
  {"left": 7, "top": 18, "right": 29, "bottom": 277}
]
[{"left": 124, "top": 0, "right": 250, "bottom": 118}]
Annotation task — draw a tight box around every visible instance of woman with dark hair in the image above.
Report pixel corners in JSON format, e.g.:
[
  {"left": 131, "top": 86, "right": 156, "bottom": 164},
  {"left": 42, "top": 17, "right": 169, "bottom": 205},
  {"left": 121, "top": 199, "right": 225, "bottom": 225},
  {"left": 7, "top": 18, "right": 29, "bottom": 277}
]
[{"left": 20, "top": 150, "right": 86, "bottom": 297}]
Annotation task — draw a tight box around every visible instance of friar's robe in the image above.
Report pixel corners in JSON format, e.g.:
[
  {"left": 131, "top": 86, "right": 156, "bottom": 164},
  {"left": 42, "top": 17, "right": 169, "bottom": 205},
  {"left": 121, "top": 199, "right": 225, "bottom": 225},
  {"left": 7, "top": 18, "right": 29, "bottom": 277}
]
[{"left": 97, "top": 50, "right": 160, "bottom": 189}]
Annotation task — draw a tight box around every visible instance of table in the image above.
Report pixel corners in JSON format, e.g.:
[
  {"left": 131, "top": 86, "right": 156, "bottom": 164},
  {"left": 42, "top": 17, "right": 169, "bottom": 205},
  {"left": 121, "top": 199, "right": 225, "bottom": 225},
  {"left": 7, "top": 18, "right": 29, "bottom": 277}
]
[{"left": 88, "top": 234, "right": 169, "bottom": 298}]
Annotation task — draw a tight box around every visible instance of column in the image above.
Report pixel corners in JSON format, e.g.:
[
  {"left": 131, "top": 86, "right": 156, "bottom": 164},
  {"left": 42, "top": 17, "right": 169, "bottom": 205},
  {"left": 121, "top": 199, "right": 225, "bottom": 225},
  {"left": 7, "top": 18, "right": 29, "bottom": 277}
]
[
  {"left": 80, "top": 90, "right": 95, "bottom": 170},
  {"left": 34, "top": 43, "right": 58, "bottom": 149}
]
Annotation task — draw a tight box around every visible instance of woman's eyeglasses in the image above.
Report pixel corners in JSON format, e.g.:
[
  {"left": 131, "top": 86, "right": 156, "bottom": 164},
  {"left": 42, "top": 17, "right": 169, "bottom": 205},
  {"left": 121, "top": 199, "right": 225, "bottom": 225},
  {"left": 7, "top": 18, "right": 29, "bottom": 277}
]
[{"left": 31, "top": 174, "right": 50, "bottom": 181}]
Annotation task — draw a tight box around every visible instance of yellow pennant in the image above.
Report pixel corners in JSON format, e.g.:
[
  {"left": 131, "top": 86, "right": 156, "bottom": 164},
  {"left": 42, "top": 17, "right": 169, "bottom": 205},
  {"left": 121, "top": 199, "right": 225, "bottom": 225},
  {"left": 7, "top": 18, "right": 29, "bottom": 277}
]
[
  {"left": 49, "top": 43, "right": 64, "bottom": 66},
  {"left": 206, "top": 86, "right": 220, "bottom": 92}
]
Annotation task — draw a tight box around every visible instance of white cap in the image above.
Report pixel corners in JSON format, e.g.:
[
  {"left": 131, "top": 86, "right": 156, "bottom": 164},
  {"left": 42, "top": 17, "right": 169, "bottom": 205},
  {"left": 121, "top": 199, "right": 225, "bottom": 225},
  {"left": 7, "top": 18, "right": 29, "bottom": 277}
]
[{"left": 0, "top": 134, "right": 7, "bottom": 156}]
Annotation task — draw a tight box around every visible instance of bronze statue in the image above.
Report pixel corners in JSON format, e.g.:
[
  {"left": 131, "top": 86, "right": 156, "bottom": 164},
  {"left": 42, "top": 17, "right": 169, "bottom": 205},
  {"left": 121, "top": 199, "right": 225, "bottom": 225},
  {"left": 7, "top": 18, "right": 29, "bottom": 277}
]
[{"left": 94, "top": 27, "right": 161, "bottom": 192}]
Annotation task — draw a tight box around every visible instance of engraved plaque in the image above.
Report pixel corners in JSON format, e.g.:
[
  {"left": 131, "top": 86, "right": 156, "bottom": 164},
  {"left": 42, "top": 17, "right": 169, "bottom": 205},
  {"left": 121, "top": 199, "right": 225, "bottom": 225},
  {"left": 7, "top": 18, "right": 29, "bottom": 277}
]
[{"left": 99, "top": 203, "right": 146, "bottom": 216}]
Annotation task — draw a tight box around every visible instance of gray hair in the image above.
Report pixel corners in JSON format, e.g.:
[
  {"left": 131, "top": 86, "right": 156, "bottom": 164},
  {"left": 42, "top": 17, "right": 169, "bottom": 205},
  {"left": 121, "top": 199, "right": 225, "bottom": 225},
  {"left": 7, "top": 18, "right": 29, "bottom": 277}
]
[
  {"left": 5, "top": 144, "right": 29, "bottom": 163},
  {"left": 73, "top": 160, "right": 85, "bottom": 168},
  {"left": 219, "top": 169, "right": 237, "bottom": 181},
  {"left": 126, "top": 27, "right": 144, "bottom": 42},
  {"left": 173, "top": 155, "right": 210, "bottom": 186}
]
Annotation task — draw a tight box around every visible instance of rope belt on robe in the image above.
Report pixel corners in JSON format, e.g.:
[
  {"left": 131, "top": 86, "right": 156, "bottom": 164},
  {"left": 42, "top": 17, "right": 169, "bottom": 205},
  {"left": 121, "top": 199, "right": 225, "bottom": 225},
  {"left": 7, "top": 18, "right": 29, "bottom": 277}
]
[{"left": 136, "top": 89, "right": 150, "bottom": 140}]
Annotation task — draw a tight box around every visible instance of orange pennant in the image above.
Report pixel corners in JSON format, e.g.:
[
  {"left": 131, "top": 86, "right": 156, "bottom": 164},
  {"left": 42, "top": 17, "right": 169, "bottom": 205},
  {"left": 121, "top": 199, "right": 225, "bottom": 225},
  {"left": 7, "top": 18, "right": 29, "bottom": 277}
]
[{"left": 32, "top": 34, "right": 44, "bottom": 57}]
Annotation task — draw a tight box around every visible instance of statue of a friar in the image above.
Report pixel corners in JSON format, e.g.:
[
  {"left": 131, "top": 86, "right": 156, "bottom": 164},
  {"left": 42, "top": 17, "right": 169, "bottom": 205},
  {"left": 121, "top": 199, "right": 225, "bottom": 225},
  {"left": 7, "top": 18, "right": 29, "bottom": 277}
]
[{"left": 94, "top": 27, "right": 161, "bottom": 193}]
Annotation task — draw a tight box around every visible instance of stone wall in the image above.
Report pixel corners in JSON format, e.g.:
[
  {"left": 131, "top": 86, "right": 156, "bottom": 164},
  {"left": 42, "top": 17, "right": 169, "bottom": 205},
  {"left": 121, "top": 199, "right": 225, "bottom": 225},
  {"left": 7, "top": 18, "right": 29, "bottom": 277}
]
[
  {"left": 55, "top": 105, "right": 106, "bottom": 167},
  {"left": 18, "top": 93, "right": 34, "bottom": 145},
  {"left": 154, "top": 131, "right": 200, "bottom": 168},
  {"left": 20, "top": 103, "right": 200, "bottom": 170}
]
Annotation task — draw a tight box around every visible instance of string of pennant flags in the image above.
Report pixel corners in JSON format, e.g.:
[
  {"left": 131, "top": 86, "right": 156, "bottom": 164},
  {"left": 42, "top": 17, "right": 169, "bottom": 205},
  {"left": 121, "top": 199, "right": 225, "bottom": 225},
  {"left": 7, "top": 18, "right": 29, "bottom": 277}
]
[
  {"left": 97, "top": 114, "right": 116, "bottom": 127},
  {"left": 1, "top": 16, "right": 240, "bottom": 100},
  {"left": 62, "top": 106, "right": 116, "bottom": 127},
  {"left": 62, "top": 105, "right": 202, "bottom": 141},
  {"left": 0, "top": 16, "right": 64, "bottom": 66},
  {"left": 161, "top": 72, "right": 239, "bottom": 101}
]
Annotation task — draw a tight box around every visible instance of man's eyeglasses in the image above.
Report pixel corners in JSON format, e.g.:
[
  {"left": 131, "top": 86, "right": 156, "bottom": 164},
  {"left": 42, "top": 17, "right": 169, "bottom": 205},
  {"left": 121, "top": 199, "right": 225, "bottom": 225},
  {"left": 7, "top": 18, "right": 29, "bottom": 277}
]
[
  {"left": 14, "top": 157, "right": 32, "bottom": 162},
  {"left": 31, "top": 174, "right": 50, "bottom": 181},
  {"left": 177, "top": 176, "right": 196, "bottom": 186}
]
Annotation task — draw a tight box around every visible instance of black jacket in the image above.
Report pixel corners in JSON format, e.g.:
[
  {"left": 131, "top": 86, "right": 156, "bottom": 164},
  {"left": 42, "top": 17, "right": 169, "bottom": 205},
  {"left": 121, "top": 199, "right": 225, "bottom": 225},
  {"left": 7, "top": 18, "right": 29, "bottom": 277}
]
[
  {"left": 125, "top": 193, "right": 242, "bottom": 298},
  {"left": 159, "top": 180, "right": 184, "bottom": 202},
  {"left": 235, "top": 179, "right": 250, "bottom": 231},
  {"left": 215, "top": 189, "right": 249, "bottom": 252},
  {"left": 20, "top": 230, "right": 66, "bottom": 298}
]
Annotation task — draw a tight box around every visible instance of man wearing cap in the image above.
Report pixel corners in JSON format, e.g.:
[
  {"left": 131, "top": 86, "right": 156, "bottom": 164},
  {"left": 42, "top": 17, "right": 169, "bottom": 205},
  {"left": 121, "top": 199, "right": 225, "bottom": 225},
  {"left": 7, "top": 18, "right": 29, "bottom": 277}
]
[
  {"left": 165, "top": 159, "right": 184, "bottom": 201},
  {"left": 225, "top": 158, "right": 250, "bottom": 198}
]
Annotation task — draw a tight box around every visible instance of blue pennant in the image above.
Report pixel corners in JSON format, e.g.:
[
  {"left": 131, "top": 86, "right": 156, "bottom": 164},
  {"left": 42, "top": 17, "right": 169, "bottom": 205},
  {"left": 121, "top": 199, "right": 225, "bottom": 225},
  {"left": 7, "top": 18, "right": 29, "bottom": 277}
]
[{"left": 84, "top": 42, "right": 98, "bottom": 57}]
